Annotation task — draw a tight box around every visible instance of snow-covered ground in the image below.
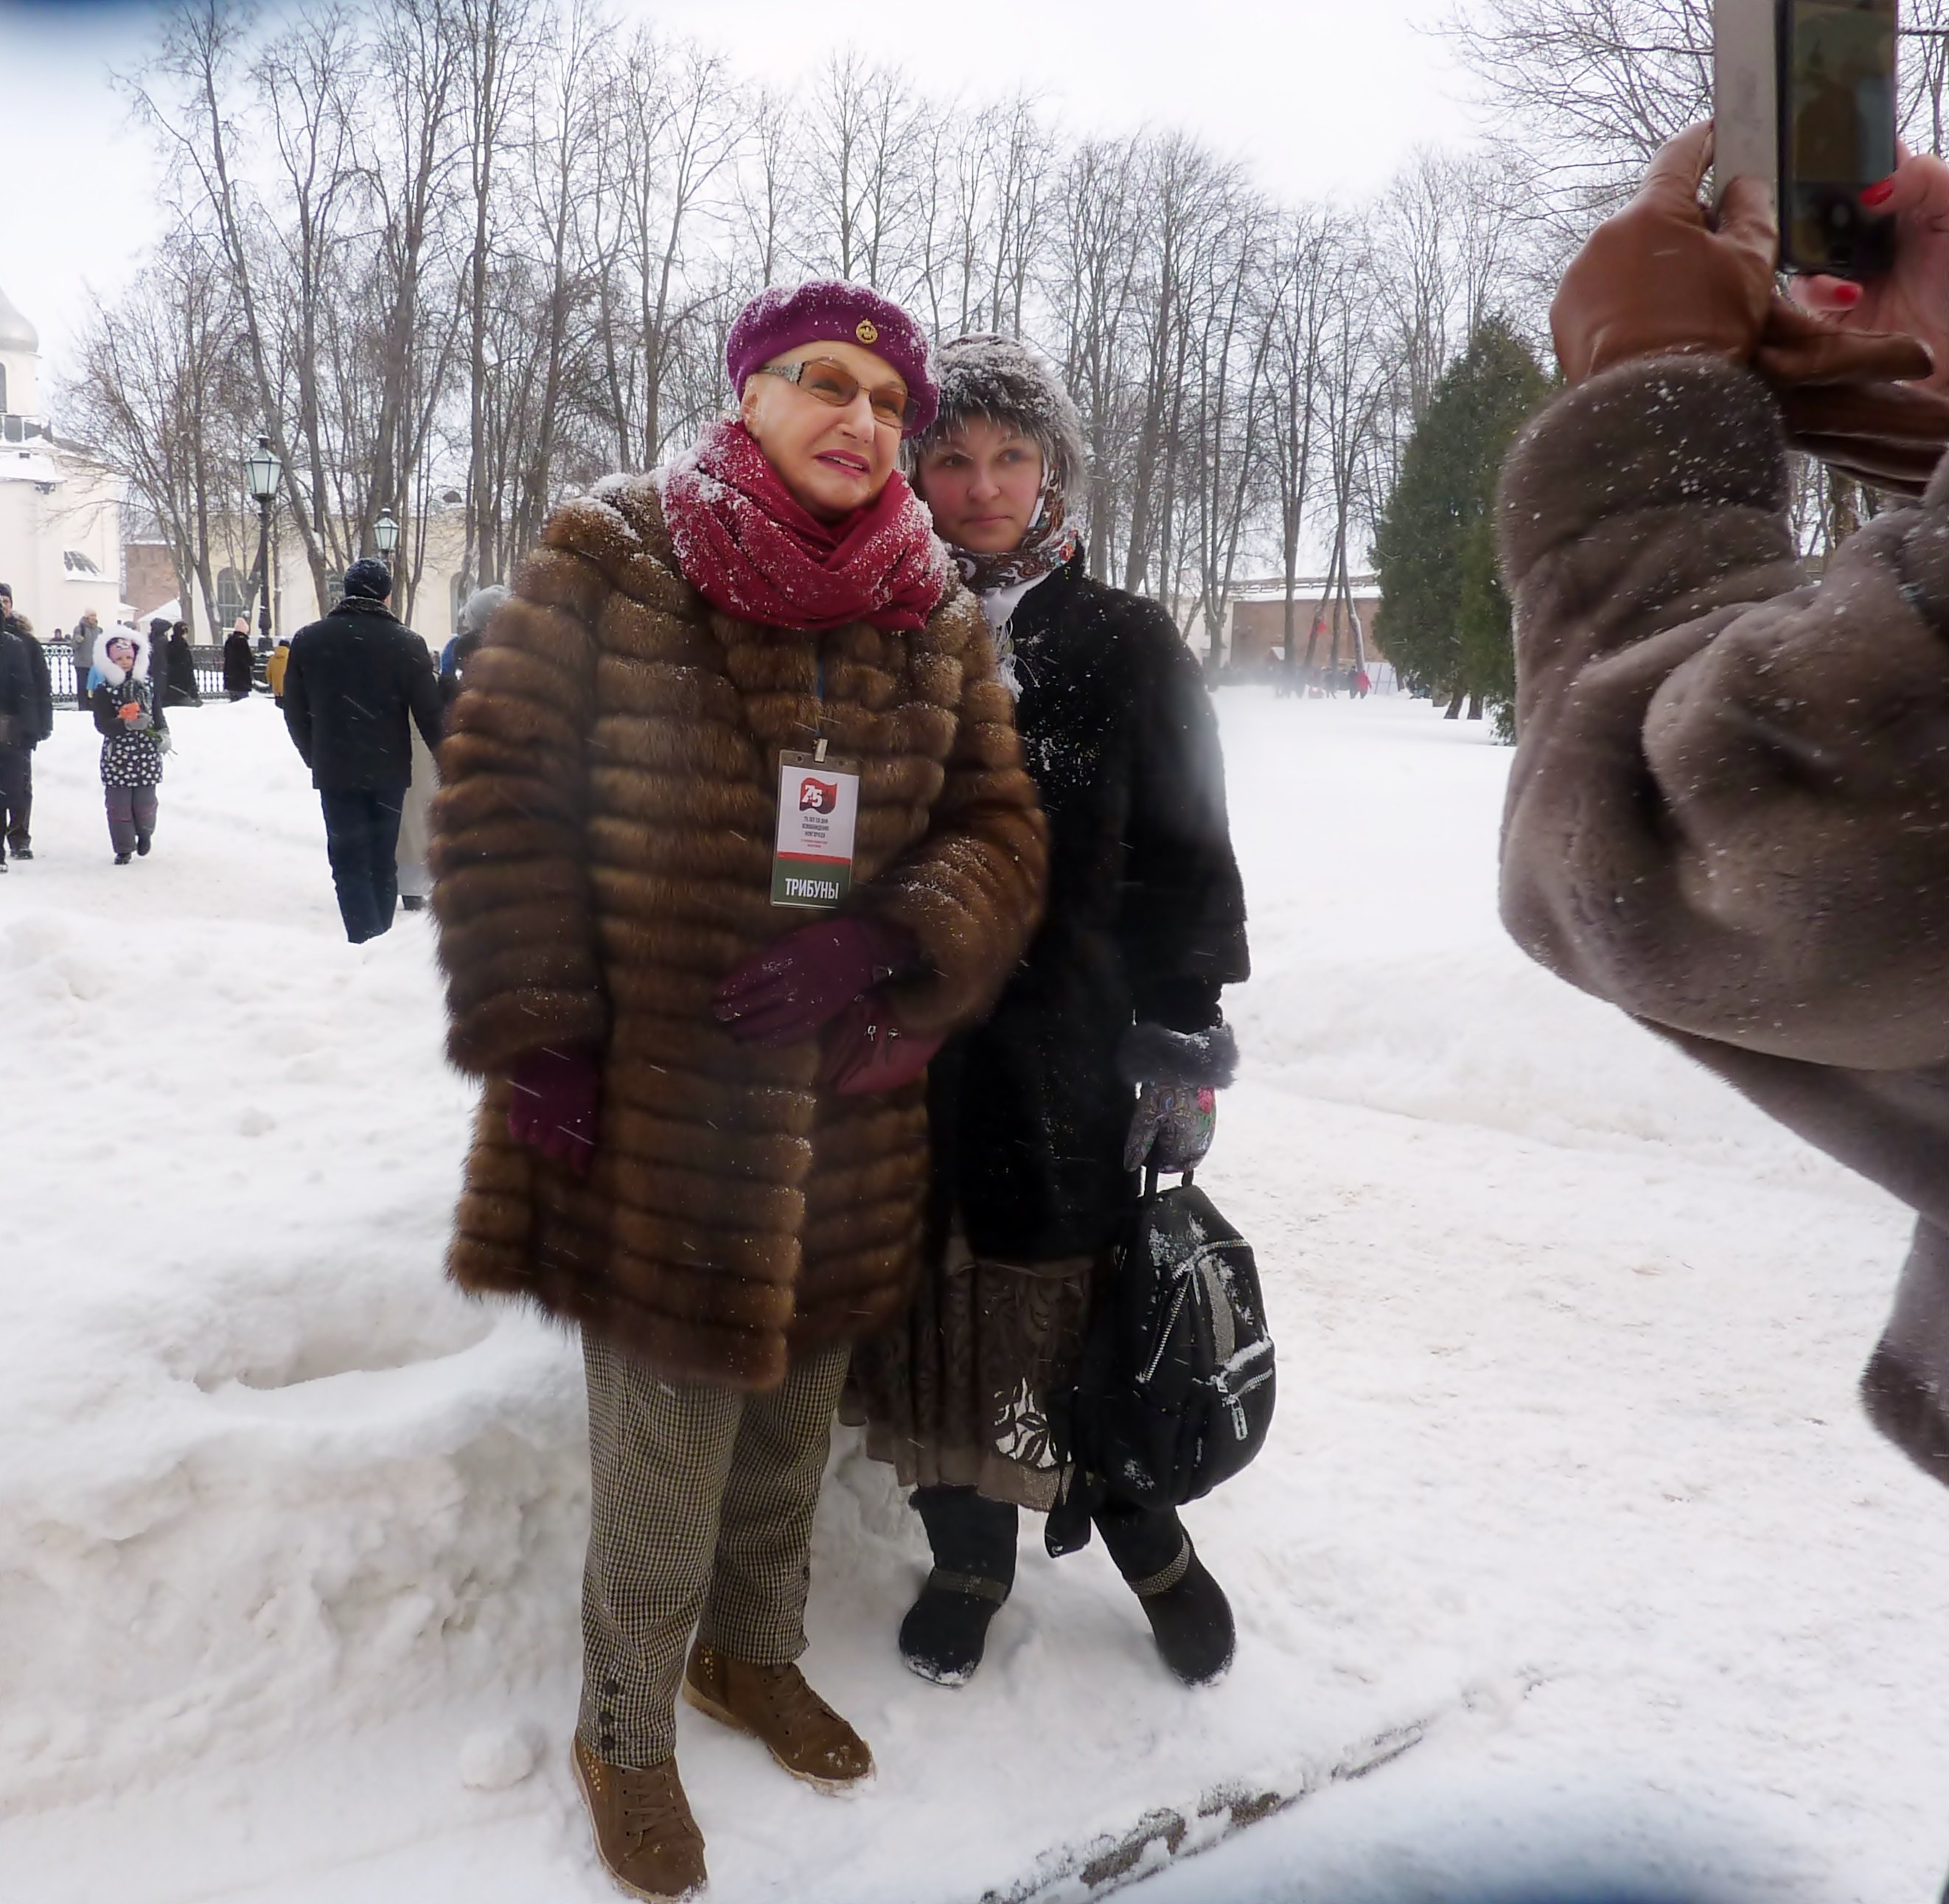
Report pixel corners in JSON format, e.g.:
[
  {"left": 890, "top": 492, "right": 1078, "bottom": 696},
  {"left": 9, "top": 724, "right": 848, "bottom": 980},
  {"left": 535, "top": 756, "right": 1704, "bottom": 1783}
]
[{"left": 3, "top": 689, "right": 1943, "bottom": 1903}]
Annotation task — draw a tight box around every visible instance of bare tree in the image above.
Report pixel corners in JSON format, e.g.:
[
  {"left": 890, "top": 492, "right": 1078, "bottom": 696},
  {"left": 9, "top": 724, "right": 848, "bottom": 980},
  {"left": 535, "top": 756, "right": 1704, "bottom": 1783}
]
[
  {"left": 99, "top": 0, "right": 1564, "bottom": 668},
  {"left": 62, "top": 221, "right": 253, "bottom": 638},
  {"left": 1444, "top": 0, "right": 1710, "bottom": 226},
  {"left": 1257, "top": 207, "right": 1340, "bottom": 669},
  {"left": 801, "top": 52, "right": 920, "bottom": 287}
]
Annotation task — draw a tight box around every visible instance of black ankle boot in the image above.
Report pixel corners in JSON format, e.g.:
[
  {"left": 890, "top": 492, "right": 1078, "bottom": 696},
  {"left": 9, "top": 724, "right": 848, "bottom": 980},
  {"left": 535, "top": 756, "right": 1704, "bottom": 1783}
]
[
  {"left": 900, "top": 1486, "right": 1019, "bottom": 1686},
  {"left": 1093, "top": 1501, "right": 1235, "bottom": 1686},
  {"left": 1127, "top": 1542, "right": 1235, "bottom": 1686}
]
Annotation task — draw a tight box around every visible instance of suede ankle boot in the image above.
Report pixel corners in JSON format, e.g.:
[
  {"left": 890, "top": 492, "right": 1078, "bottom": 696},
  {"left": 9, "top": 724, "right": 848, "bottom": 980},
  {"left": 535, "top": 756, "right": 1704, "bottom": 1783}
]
[
  {"left": 682, "top": 1641, "right": 874, "bottom": 1791},
  {"left": 571, "top": 1737, "right": 707, "bottom": 1902},
  {"left": 899, "top": 1485, "right": 1019, "bottom": 1685}
]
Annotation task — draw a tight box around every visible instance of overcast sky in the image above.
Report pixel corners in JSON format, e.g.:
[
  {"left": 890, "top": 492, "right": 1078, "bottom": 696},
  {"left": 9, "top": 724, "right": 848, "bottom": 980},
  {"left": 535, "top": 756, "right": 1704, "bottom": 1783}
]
[{"left": 0, "top": 0, "right": 1484, "bottom": 387}]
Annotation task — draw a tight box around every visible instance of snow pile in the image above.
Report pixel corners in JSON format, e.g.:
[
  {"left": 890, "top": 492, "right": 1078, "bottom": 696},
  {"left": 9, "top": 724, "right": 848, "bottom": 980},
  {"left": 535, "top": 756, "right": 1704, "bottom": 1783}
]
[{"left": 1, "top": 692, "right": 1945, "bottom": 1903}]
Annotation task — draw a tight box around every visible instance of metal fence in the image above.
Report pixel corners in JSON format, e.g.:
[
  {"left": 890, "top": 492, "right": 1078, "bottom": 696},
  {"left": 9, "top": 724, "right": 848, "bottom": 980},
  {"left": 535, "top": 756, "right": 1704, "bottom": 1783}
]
[{"left": 47, "top": 645, "right": 231, "bottom": 707}]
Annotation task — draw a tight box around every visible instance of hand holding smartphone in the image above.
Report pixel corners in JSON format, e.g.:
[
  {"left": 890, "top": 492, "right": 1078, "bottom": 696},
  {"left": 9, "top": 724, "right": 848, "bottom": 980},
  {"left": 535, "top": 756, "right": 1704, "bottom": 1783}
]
[{"left": 1714, "top": 0, "right": 1898, "bottom": 279}]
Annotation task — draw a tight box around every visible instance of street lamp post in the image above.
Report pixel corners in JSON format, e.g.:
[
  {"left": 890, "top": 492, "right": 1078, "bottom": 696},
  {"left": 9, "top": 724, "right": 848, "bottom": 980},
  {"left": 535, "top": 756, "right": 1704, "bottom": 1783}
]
[
  {"left": 373, "top": 506, "right": 400, "bottom": 565},
  {"left": 244, "top": 435, "right": 281, "bottom": 645}
]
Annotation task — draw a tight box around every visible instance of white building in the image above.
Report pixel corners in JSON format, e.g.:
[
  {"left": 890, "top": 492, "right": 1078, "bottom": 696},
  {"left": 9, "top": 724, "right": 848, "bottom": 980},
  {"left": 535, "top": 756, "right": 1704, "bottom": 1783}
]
[
  {"left": 147, "top": 501, "right": 475, "bottom": 651},
  {"left": 0, "top": 283, "right": 125, "bottom": 640}
]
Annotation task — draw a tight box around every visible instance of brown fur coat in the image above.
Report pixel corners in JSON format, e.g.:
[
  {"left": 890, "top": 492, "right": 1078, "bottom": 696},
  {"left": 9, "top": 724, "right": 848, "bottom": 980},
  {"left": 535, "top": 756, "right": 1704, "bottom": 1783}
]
[{"left": 430, "top": 472, "right": 1047, "bottom": 1392}]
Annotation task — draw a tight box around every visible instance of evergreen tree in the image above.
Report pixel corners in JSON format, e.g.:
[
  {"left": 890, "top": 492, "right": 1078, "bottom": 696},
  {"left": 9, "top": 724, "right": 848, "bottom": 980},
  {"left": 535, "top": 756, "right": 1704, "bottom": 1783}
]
[{"left": 1373, "top": 316, "right": 1549, "bottom": 732}]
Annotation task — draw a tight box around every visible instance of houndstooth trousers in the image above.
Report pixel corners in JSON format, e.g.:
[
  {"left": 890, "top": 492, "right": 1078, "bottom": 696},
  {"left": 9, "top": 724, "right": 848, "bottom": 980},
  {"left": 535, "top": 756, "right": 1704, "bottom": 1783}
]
[{"left": 578, "top": 1330, "right": 852, "bottom": 1768}]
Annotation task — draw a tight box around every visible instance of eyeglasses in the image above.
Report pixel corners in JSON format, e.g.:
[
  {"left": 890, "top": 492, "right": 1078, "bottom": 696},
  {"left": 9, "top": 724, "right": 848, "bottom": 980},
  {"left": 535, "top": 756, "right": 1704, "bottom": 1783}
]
[{"left": 753, "top": 356, "right": 914, "bottom": 432}]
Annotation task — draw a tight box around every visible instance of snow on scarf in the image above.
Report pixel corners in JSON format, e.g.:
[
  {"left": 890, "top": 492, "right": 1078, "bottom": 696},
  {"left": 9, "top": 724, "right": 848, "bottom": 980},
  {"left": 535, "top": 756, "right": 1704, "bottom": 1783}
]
[{"left": 659, "top": 419, "right": 950, "bottom": 635}]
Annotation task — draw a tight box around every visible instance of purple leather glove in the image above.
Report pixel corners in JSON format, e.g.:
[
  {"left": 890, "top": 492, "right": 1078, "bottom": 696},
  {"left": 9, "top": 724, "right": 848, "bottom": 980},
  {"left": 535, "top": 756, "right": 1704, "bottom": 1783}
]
[
  {"left": 713, "top": 916, "right": 918, "bottom": 1047},
  {"left": 506, "top": 1043, "right": 599, "bottom": 1176},
  {"left": 817, "top": 991, "right": 946, "bottom": 1095}
]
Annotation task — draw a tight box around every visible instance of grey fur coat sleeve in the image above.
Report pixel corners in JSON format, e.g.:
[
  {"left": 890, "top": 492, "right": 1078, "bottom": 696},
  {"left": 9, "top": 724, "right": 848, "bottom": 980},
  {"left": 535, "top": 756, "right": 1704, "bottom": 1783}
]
[{"left": 1497, "top": 353, "right": 1949, "bottom": 1074}]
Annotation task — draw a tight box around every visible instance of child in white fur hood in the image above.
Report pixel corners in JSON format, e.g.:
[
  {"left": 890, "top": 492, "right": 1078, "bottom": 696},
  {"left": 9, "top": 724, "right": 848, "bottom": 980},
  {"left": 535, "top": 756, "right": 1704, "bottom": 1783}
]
[{"left": 89, "top": 625, "right": 170, "bottom": 863}]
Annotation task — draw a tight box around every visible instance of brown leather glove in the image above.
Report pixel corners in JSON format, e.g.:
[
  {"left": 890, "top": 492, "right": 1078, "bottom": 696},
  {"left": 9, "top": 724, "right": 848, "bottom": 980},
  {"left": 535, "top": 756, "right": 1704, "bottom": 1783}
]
[
  {"left": 1763, "top": 301, "right": 1949, "bottom": 493},
  {"left": 1776, "top": 381, "right": 1949, "bottom": 495},
  {"left": 1551, "top": 126, "right": 1777, "bottom": 386},
  {"left": 1555, "top": 125, "right": 1949, "bottom": 494}
]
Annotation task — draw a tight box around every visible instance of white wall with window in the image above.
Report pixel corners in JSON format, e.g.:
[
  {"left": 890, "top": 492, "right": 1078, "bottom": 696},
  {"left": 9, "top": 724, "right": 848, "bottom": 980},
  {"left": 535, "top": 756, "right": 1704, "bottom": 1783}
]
[{"left": 0, "top": 281, "right": 125, "bottom": 641}]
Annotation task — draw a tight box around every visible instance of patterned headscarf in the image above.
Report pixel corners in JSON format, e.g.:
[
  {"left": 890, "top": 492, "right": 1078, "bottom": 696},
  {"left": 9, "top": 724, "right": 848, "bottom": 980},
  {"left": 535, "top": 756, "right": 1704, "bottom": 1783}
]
[
  {"left": 951, "top": 476, "right": 1083, "bottom": 596},
  {"left": 910, "top": 333, "right": 1089, "bottom": 596}
]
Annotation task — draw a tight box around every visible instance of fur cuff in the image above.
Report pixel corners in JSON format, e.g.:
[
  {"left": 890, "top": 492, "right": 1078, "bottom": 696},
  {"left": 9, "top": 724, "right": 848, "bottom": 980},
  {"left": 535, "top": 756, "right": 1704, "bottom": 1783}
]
[
  {"left": 1117, "top": 1020, "right": 1238, "bottom": 1089},
  {"left": 1861, "top": 1339, "right": 1949, "bottom": 1485}
]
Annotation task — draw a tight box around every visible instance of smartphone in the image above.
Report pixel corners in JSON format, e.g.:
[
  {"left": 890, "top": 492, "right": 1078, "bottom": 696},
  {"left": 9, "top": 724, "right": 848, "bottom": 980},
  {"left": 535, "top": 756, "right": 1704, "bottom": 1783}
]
[{"left": 1714, "top": 0, "right": 1898, "bottom": 278}]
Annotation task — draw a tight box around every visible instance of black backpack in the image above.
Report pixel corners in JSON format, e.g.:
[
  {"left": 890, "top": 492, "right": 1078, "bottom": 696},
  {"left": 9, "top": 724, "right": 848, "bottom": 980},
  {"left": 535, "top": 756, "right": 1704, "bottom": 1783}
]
[{"left": 1046, "top": 1169, "right": 1275, "bottom": 1557}]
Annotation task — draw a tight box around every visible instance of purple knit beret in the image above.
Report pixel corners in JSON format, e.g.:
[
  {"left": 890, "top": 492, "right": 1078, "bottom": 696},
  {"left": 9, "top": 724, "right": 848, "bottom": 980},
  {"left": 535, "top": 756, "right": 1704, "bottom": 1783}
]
[{"left": 725, "top": 280, "right": 939, "bottom": 436}]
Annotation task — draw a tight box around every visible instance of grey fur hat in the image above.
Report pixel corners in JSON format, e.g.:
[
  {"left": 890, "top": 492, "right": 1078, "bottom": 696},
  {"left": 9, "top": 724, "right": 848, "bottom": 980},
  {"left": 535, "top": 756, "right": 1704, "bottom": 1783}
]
[
  {"left": 456, "top": 584, "right": 510, "bottom": 639},
  {"left": 910, "top": 333, "right": 1088, "bottom": 498}
]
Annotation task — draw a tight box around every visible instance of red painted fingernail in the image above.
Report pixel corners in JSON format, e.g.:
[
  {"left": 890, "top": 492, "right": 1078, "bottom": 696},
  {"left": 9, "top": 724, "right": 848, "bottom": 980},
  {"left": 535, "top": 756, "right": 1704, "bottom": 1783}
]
[
  {"left": 1833, "top": 282, "right": 1864, "bottom": 304},
  {"left": 1862, "top": 178, "right": 1896, "bottom": 207}
]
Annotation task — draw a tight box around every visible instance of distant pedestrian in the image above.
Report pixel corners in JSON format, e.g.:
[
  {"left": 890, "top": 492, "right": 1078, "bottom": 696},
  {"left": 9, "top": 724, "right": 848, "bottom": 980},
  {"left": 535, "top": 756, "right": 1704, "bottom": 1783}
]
[
  {"left": 164, "top": 621, "right": 201, "bottom": 708},
  {"left": 72, "top": 609, "right": 102, "bottom": 711},
  {"left": 282, "top": 558, "right": 443, "bottom": 944},
  {"left": 400, "top": 584, "right": 504, "bottom": 914},
  {"left": 90, "top": 626, "right": 168, "bottom": 865},
  {"left": 1355, "top": 666, "right": 1373, "bottom": 698},
  {"left": 267, "top": 638, "right": 291, "bottom": 705},
  {"left": 0, "top": 582, "right": 54, "bottom": 865},
  {"left": 439, "top": 583, "right": 506, "bottom": 719},
  {"left": 223, "top": 618, "right": 254, "bottom": 700}
]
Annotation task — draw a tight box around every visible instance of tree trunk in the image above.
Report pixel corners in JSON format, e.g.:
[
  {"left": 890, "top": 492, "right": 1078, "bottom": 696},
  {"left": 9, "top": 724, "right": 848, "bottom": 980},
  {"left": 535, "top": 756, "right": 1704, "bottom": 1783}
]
[
  {"left": 1826, "top": 468, "right": 1860, "bottom": 557},
  {"left": 1443, "top": 689, "right": 1465, "bottom": 719},
  {"left": 1467, "top": 692, "right": 1485, "bottom": 720}
]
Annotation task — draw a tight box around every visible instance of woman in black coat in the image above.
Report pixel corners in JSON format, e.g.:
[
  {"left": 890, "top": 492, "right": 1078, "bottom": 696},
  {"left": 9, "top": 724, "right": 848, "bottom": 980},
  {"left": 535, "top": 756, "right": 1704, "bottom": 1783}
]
[
  {"left": 222, "top": 618, "right": 254, "bottom": 700},
  {"left": 849, "top": 335, "right": 1249, "bottom": 1687},
  {"left": 163, "top": 621, "right": 202, "bottom": 707}
]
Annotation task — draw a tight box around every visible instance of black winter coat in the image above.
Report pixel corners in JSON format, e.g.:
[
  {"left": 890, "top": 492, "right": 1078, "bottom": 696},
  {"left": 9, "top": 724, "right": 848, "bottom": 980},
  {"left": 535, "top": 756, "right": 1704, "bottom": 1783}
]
[
  {"left": 223, "top": 632, "right": 255, "bottom": 696},
  {"left": 164, "top": 632, "right": 202, "bottom": 705},
  {"left": 282, "top": 599, "right": 444, "bottom": 792},
  {"left": 929, "top": 555, "right": 1249, "bottom": 1261},
  {"left": 0, "top": 617, "right": 50, "bottom": 749}
]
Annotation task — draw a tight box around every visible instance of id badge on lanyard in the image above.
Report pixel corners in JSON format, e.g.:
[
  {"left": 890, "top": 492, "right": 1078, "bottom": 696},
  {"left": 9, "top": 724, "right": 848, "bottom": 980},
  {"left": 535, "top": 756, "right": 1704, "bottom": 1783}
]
[{"left": 773, "top": 741, "right": 860, "bottom": 910}]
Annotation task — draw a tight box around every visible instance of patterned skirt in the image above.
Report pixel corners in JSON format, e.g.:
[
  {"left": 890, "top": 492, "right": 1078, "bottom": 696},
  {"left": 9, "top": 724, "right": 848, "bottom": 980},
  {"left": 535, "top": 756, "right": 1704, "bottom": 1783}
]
[{"left": 846, "top": 1232, "right": 1099, "bottom": 1512}]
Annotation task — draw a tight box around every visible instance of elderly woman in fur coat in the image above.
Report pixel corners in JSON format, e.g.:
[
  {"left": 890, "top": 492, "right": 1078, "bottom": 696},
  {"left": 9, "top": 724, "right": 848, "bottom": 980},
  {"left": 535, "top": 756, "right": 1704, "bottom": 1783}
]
[
  {"left": 1499, "top": 128, "right": 1949, "bottom": 1521},
  {"left": 848, "top": 336, "right": 1249, "bottom": 1689},
  {"left": 430, "top": 283, "right": 1045, "bottom": 1903}
]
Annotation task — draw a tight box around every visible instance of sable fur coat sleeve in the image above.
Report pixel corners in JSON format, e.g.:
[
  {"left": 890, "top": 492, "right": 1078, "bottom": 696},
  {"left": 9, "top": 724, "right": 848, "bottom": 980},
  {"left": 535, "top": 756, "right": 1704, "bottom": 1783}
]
[{"left": 430, "top": 475, "right": 1047, "bottom": 1391}]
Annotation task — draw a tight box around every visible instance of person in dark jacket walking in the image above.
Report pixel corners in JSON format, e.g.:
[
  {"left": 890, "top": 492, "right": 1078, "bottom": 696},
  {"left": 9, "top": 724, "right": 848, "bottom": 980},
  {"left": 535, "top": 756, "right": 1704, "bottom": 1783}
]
[
  {"left": 71, "top": 609, "right": 101, "bottom": 712},
  {"left": 163, "top": 620, "right": 201, "bottom": 708},
  {"left": 90, "top": 625, "right": 169, "bottom": 863},
  {"left": 439, "top": 582, "right": 506, "bottom": 722},
  {"left": 283, "top": 559, "right": 443, "bottom": 943},
  {"left": 0, "top": 582, "right": 53, "bottom": 863},
  {"left": 399, "top": 583, "right": 506, "bottom": 915},
  {"left": 848, "top": 335, "right": 1251, "bottom": 1689},
  {"left": 223, "top": 617, "right": 254, "bottom": 700}
]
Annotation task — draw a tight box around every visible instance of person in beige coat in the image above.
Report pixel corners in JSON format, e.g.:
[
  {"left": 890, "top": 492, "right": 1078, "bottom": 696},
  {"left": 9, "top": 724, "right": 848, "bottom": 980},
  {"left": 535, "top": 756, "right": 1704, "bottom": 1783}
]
[{"left": 1499, "top": 125, "right": 1949, "bottom": 1490}]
